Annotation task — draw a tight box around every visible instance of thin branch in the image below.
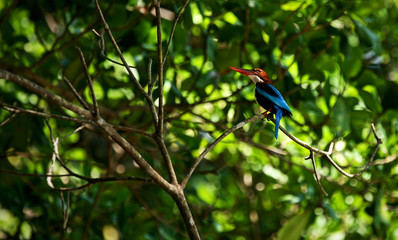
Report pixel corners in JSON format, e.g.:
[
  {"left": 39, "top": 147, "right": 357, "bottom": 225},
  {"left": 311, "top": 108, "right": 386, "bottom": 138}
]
[
  {"left": 153, "top": 0, "right": 165, "bottom": 136},
  {"left": 45, "top": 118, "right": 70, "bottom": 189},
  {"left": 62, "top": 77, "right": 91, "bottom": 111},
  {"left": 0, "top": 70, "right": 92, "bottom": 118},
  {"left": 1, "top": 55, "right": 168, "bottom": 195},
  {"left": 0, "top": 0, "right": 19, "bottom": 27},
  {"left": 76, "top": 46, "right": 99, "bottom": 118},
  {"left": 306, "top": 151, "right": 328, "bottom": 196},
  {"left": 60, "top": 191, "right": 70, "bottom": 232},
  {"left": 162, "top": 0, "right": 190, "bottom": 67},
  {"left": 182, "top": 113, "right": 381, "bottom": 195},
  {"left": 0, "top": 101, "right": 91, "bottom": 124},
  {"left": 0, "top": 112, "right": 18, "bottom": 127},
  {"left": 181, "top": 114, "right": 267, "bottom": 188},
  {"left": 92, "top": 29, "right": 137, "bottom": 69},
  {"left": 0, "top": 168, "right": 153, "bottom": 183},
  {"left": 112, "top": 125, "right": 152, "bottom": 137},
  {"left": 0, "top": 168, "right": 71, "bottom": 177},
  {"left": 52, "top": 182, "right": 93, "bottom": 192},
  {"left": 148, "top": 58, "right": 155, "bottom": 96},
  {"left": 151, "top": 0, "right": 178, "bottom": 185},
  {"left": 277, "top": 119, "right": 381, "bottom": 178},
  {"left": 373, "top": 154, "right": 396, "bottom": 165},
  {"left": 242, "top": 139, "right": 287, "bottom": 156},
  {"left": 94, "top": 0, "right": 159, "bottom": 129},
  {"left": 60, "top": 124, "right": 87, "bottom": 141}
]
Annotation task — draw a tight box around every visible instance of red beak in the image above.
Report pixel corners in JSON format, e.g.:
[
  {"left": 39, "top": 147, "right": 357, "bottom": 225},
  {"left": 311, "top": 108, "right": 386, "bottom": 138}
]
[{"left": 230, "top": 66, "right": 255, "bottom": 76}]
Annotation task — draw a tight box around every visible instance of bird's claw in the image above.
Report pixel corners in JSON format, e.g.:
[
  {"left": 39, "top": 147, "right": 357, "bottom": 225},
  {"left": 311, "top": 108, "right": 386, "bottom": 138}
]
[{"left": 262, "top": 109, "right": 272, "bottom": 120}]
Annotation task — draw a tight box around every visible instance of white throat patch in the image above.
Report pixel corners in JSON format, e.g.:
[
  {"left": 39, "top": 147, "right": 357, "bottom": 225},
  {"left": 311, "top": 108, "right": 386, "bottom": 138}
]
[{"left": 248, "top": 75, "right": 262, "bottom": 84}]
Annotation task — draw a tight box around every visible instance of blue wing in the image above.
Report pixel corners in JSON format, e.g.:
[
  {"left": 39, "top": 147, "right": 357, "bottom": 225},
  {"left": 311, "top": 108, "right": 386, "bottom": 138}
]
[{"left": 255, "top": 83, "right": 292, "bottom": 114}]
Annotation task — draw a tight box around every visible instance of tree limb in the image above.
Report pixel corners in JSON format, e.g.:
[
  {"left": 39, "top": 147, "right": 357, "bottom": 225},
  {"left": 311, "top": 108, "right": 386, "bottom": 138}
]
[
  {"left": 162, "top": 0, "right": 190, "bottom": 67},
  {"left": 181, "top": 114, "right": 267, "bottom": 188},
  {"left": 94, "top": 0, "right": 159, "bottom": 129},
  {"left": 76, "top": 46, "right": 100, "bottom": 117}
]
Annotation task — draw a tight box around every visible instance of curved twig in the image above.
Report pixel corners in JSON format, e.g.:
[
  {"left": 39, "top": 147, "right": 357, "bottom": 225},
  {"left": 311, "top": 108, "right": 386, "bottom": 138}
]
[
  {"left": 162, "top": 0, "right": 190, "bottom": 67},
  {"left": 76, "top": 46, "right": 99, "bottom": 117},
  {"left": 181, "top": 114, "right": 267, "bottom": 188},
  {"left": 91, "top": 29, "right": 138, "bottom": 69},
  {"left": 182, "top": 113, "right": 381, "bottom": 196}
]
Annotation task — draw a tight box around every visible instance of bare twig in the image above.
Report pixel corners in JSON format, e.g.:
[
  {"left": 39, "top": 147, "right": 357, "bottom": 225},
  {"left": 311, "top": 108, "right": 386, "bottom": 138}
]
[
  {"left": 0, "top": 70, "right": 92, "bottom": 118},
  {"left": 276, "top": 119, "right": 382, "bottom": 194},
  {"left": 0, "top": 0, "right": 18, "bottom": 26},
  {"left": 112, "top": 125, "right": 152, "bottom": 137},
  {"left": 181, "top": 114, "right": 267, "bottom": 188},
  {"left": 306, "top": 151, "right": 328, "bottom": 196},
  {"left": 94, "top": 0, "right": 159, "bottom": 129},
  {"left": 60, "top": 124, "right": 87, "bottom": 141},
  {"left": 76, "top": 46, "right": 99, "bottom": 117},
  {"left": 45, "top": 118, "right": 58, "bottom": 189},
  {"left": 153, "top": 0, "right": 165, "bottom": 136},
  {"left": 152, "top": 0, "right": 178, "bottom": 185},
  {"left": 62, "top": 77, "right": 91, "bottom": 111},
  {"left": 278, "top": 121, "right": 381, "bottom": 178},
  {"left": 162, "top": 0, "right": 190, "bottom": 67},
  {"left": 0, "top": 112, "right": 18, "bottom": 127},
  {"left": 0, "top": 101, "right": 91, "bottom": 124},
  {"left": 0, "top": 169, "right": 71, "bottom": 177},
  {"left": 60, "top": 191, "right": 70, "bottom": 231},
  {"left": 348, "top": 123, "right": 382, "bottom": 175},
  {"left": 1, "top": 69, "right": 170, "bottom": 189},
  {"left": 51, "top": 183, "right": 93, "bottom": 192},
  {"left": 91, "top": 29, "right": 137, "bottom": 69},
  {"left": 182, "top": 113, "right": 381, "bottom": 196},
  {"left": 0, "top": 168, "right": 153, "bottom": 182},
  {"left": 243, "top": 139, "right": 288, "bottom": 156},
  {"left": 148, "top": 58, "right": 155, "bottom": 95},
  {"left": 43, "top": 117, "right": 154, "bottom": 191},
  {"left": 373, "top": 154, "right": 396, "bottom": 165}
]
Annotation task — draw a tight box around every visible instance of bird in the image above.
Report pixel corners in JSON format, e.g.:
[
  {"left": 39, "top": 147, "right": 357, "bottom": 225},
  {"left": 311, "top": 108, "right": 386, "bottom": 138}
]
[{"left": 230, "top": 66, "right": 292, "bottom": 139}]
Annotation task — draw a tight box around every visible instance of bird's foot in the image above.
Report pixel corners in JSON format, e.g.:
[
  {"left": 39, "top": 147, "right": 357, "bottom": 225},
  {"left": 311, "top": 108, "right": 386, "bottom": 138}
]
[{"left": 262, "top": 109, "right": 272, "bottom": 120}]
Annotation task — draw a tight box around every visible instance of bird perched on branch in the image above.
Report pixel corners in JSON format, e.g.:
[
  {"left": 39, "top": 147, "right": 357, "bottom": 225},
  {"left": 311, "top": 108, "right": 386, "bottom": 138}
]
[{"left": 230, "top": 67, "right": 292, "bottom": 139}]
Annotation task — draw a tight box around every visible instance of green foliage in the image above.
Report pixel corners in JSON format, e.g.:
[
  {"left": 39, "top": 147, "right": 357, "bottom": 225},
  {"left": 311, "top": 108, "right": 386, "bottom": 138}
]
[{"left": 1, "top": 0, "right": 398, "bottom": 239}]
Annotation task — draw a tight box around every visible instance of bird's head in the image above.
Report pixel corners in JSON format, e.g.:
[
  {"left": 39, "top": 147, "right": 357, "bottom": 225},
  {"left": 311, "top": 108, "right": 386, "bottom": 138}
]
[{"left": 230, "top": 67, "right": 271, "bottom": 84}]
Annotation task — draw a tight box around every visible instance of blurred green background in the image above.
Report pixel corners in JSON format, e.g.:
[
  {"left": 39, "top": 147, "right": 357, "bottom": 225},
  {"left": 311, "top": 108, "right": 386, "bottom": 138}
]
[{"left": 0, "top": 0, "right": 397, "bottom": 239}]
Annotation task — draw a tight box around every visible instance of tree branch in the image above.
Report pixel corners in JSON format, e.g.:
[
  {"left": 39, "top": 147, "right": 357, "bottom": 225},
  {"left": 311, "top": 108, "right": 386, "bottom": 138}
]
[
  {"left": 0, "top": 70, "right": 92, "bottom": 118},
  {"left": 94, "top": 0, "right": 159, "bottom": 129},
  {"left": 0, "top": 112, "right": 17, "bottom": 127},
  {"left": 62, "top": 77, "right": 91, "bottom": 111},
  {"left": 153, "top": 0, "right": 165, "bottom": 136},
  {"left": 0, "top": 69, "right": 171, "bottom": 193},
  {"left": 276, "top": 119, "right": 382, "bottom": 195},
  {"left": 181, "top": 114, "right": 267, "bottom": 188},
  {"left": 76, "top": 46, "right": 100, "bottom": 117},
  {"left": 182, "top": 113, "right": 381, "bottom": 196},
  {"left": 0, "top": 168, "right": 153, "bottom": 183},
  {"left": 162, "top": 0, "right": 190, "bottom": 67},
  {"left": 92, "top": 29, "right": 138, "bottom": 69},
  {"left": 152, "top": 0, "right": 178, "bottom": 185}
]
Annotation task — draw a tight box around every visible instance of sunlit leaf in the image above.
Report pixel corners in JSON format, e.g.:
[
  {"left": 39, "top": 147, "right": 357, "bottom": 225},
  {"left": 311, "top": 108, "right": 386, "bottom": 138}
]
[{"left": 276, "top": 211, "right": 312, "bottom": 240}]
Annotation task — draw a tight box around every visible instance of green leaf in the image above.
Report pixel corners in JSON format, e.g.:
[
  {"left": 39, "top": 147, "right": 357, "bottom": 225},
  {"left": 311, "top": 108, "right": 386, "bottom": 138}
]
[
  {"left": 299, "top": 101, "right": 325, "bottom": 125},
  {"left": 276, "top": 211, "right": 312, "bottom": 240},
  {"left": 281, "top": 1, "right": 308, "bottom": 11},
  {"left": 342, "top": 46, "right": 363, "bottom": 80},
  {"left": 358, "top": 88, "right": 382, "bottom": 114},
  {"left": 332, "top": 98, "right": 350, "bottom": 136},
  {"left": 353, "top": 19, "right": 382, "bottom": 55}
]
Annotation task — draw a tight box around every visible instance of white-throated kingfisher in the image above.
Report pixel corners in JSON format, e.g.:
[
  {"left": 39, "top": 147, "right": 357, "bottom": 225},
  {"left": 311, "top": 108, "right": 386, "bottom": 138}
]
[{"left": 230, "top": 67, "right": 292, "bottom": 139}]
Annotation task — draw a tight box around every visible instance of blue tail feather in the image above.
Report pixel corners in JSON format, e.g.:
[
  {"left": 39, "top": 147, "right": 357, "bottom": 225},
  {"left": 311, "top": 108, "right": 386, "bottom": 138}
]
[{"left": 274, "top": 107, "right": 283, "bottom": 139}]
